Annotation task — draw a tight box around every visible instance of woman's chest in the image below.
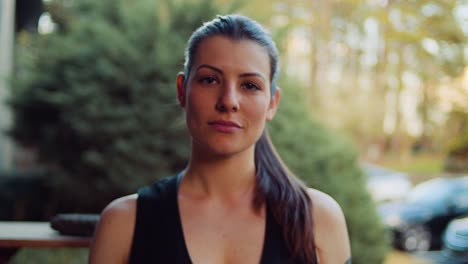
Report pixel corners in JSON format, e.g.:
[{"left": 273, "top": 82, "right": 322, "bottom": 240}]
[{"left": 178, "top": 201, "right": 266, "bottom": 264}]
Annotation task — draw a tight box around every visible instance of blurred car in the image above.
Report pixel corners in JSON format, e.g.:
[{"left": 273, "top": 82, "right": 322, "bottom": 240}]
[
  {"left": 415, "top": 217, "right": 468, "bottom": 263},
  {"left": 442, "top": 217, "right": 468, "bottom": 263},
  {"left": 362, "top": 164, "right": 413, "bottom": 203},
  {"left": 379, "top": 176, "right": 468, "bottom": 252}
]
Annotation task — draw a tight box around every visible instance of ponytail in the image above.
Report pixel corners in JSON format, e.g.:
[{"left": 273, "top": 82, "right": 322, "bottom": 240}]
[{"left": 255, "top": 130, "right": 318, "bottom": 264}]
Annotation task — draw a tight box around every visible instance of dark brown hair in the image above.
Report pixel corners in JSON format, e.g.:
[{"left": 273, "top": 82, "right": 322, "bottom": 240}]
[{"left": 183, "top": 14, "right": 318, "bottom": 263}]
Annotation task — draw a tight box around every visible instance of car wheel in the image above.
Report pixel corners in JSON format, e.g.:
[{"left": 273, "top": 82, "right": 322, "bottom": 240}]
[{"left": 400, "top": 224, "right": 432, "bottom": 252}]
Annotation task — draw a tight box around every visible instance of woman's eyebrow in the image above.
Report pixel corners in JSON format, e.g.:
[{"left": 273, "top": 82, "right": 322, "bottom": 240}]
[
  {"left": 239, "top": 72, "right": 266, "bottom": 81},
  {"left": 196, "top": 64, "right": 266, "bottom": 81},
  {"left": 196, "top": 64, "right": 223, "bottom": 74}
]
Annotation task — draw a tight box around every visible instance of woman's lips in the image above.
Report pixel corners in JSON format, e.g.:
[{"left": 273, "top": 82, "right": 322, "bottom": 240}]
[{"left": 208, "top": 120, "right": 242, "bottom": 133}]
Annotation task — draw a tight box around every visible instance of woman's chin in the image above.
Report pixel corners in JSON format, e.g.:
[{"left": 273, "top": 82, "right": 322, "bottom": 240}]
[{"left": 194, "top": 140, "right": 254, "bottom": 158}]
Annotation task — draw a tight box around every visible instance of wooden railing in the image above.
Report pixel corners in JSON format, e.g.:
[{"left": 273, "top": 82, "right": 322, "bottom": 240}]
[{"left": 0, "top": 221, "right": 91, "bottom": 263}]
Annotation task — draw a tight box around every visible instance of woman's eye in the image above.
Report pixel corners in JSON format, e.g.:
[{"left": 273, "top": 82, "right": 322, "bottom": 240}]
[
  {"left": 242, "top": 82, "right": 260, "bottom": 91},
  {"left": 198, "top": 76, "right": 218, "bottom": 84}
]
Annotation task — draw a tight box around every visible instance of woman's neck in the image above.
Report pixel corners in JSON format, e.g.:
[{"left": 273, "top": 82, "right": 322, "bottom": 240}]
[{"left": 181, "top": 145, "right": 257, "bottom": 201}]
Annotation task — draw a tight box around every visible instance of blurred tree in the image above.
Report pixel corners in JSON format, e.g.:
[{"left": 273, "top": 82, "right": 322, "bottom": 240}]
[
  {"left": 358, "top": 0, "right": 465, "bottom": 153},
  {"left": 386, "top": 0, "right": 466, "bottom": 151},
  {"left": 10, "top": 0, "right": 224, "bottom": 212},
  {"left": 445, "top": 128, "right": 468, "bottom": 172},
  {"left": 266, "top": 0, "right": 467, "bottom": 157},
  {"left": 443, "top": 76, "right": 468, "bottom": 172}
]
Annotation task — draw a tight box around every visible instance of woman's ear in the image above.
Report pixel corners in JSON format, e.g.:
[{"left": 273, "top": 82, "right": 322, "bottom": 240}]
[
  {"left": 176, "top": 72, "right": 186, "bottom": 108},
  {"left": 266, "top": 87, "right": 281, "bottom": 121}
]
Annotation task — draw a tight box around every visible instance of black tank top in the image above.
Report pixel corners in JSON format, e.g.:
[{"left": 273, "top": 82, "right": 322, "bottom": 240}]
[{"left": 128, "top": 173, "right": 295, "bottom": 263}]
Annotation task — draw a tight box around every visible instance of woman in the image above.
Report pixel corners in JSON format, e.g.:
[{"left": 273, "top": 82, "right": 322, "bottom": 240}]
[{"left": 89, "top": 14, "right": 351, "bottom": 264}]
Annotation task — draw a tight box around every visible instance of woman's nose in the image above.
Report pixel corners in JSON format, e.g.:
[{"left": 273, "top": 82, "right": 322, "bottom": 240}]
[{"left": 215, "top": 82, "right": 239, "bottom": 112}]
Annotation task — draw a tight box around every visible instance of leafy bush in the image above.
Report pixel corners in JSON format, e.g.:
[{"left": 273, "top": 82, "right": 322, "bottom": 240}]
[
  {"left": 270, "top": 77, "right": 389, "bottom": 264},
  {"left": 444, "top": 131, "right": 468, "bottom": 172},
  {"left": 446, "top": 131, "right": 468, "bottom": 157},
  {"left": 10, "top": 0, "right": 224, "bottom": 212}
]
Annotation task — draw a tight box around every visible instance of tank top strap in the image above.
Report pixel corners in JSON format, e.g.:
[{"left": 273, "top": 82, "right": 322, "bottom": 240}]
[
  {"left": 129, "top": 174, "right": 190, "bottom": 263},
  {"left": 260, "top": 204, "right": 292, "bottom": 263}
]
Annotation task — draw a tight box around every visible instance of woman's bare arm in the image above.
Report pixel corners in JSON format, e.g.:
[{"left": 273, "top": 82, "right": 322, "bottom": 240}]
[
  {"left": 308, "top": 189, "right": 351, "bottom": 264},
  {"left": 89, "top": 194, "right": 137, "bottom": 264}
]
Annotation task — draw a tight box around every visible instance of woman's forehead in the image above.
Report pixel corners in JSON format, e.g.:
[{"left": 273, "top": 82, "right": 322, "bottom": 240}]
[{"left": 191, "top": 36, "right": 270, "bottom": 77}]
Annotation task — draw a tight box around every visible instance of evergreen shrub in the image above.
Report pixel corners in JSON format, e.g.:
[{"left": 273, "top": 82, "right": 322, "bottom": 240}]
[{"left": 10, "top": 0, "right": 223, "bottom": 211}]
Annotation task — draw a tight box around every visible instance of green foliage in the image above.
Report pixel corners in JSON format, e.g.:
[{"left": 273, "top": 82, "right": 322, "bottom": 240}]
[
  {"left": 444, "top": 130, "right": 468, "bottom": 172},
  {"left": 10, "top": 0, "right": 223, "bottom": 211},
  {"left": 379, "top": 154, "right": 443, "bottom": 177},
  {"left": 269, "top": 77, "right": 389, "bottom": 264},
  {"left": 10, "top": 248, "right": 87, "bottom": 264},
  {"left": 447, "top": 131, "right": 468, "bottom": 157}
]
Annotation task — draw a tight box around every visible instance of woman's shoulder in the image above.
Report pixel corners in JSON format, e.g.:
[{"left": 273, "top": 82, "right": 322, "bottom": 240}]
[
  {"left": 307, "top": 188, "right": 351, "bottom": 263},
  {"left": 306, "top": 188, "right": 347, "bottom": 234},
  {"left": 101, "top": 194, "right": 138, "bottom": 221},
  {"left": 96, "top": 194, "right": 138, "bottom": 239},
  {"left": 306, "top": 188, "right": 344, "bottom": 221},
  {"left": 89, "top": 194, "right": 138, "bottom": 263},
  {"left": 96, "top": 193, "right": 139, "bottom": 237},
  {"left": 99, "top": 175, "right": 178, "bottom": 221}
]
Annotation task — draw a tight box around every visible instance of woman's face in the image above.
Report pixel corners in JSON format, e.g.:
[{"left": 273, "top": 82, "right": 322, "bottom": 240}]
[{"left": 177, "top": 36, "right": 280, "bottom": 157}]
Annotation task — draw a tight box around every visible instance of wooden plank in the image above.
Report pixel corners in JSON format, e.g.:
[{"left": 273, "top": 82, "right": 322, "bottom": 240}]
[{"left": 0, "top": 222, "right": 91, "bottom": 248}]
